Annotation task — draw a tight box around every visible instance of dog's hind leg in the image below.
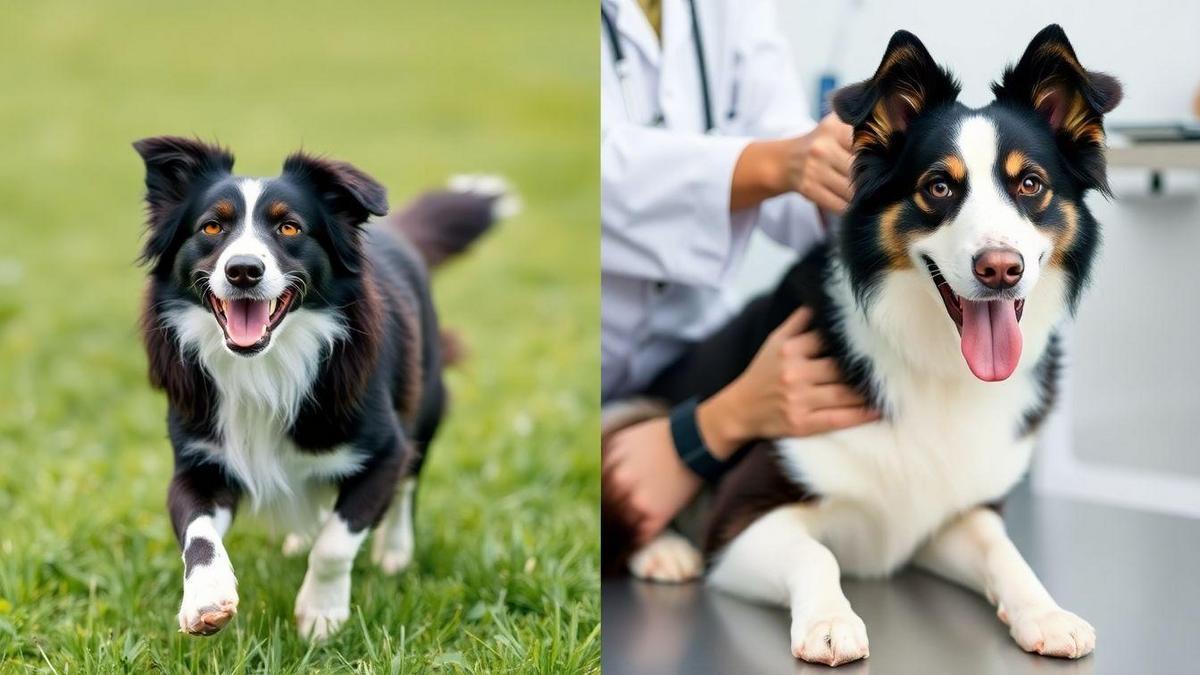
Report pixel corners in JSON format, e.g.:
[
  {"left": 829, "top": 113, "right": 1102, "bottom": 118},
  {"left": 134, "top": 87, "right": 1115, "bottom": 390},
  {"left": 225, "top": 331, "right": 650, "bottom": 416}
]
[
  {"left": 708, "top": 505, "right": 869, "bottom": 666},
  {"left": 913, "top": 507, "right": 1095, "bottom": 659},
  {"left": 370, "top": 475, "right": 417, "bottom": 575},
  {"left": 168, "top": 461, "right": 241, "bottom": 637}
]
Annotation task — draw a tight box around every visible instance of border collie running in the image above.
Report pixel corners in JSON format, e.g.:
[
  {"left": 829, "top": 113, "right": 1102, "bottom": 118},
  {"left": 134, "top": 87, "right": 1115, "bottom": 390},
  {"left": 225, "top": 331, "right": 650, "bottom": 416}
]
[
  {"left": 135, "top": 137, "right": 513, "bottom": 640},
  {"left": 615, "top": 25, "right": 1120, "bottom": 665}
]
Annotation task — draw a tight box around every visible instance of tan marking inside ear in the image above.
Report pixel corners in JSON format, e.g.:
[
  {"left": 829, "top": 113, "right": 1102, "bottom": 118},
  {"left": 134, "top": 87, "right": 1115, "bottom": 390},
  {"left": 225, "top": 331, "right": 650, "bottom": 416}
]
[
  {"left": 877, "top": 45, "right": 919, "bottom": 78},
  {"left": 1035, "top": 86, "right": 1105, "bottom": 146},
  {"left": 1049, "top": 199, "right": 1079, "bottom": 266},
  {"left": 1005, "top": 151, "right": 1028, "bottom": 178},
  {"left": 855, "top": 100, "right": 895, "bottom": 151},
  {"left": 268, "top": 201, "right": 290, "bottom": 219},
  {"left": 878, "top": 202, "right": 912, "bottom": 269},
  {"left": 213, "top": 200, "right": 235, "bottom": 220}
]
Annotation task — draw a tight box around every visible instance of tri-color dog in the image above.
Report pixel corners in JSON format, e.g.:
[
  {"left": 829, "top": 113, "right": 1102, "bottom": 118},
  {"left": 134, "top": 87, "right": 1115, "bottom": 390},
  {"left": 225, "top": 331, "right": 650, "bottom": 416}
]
[
  {"left": 135, "top": 137, "right": 513, "bottom": 639},
  {"left": 620, "top": 25, "right": 1120, "bottom": 665}
]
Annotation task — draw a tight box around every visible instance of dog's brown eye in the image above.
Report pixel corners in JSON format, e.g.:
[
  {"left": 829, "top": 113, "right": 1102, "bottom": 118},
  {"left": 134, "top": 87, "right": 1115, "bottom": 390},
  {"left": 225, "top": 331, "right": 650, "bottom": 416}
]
[
  {"left": 201, "top": 221, "right": 222, "bottom": 236},
  {"left": 278, "top": 222, "right": 301, "bottom": 237},
  {"left": 1018, "top": 174, "right": 1043, "bottom": 196},
  {"left": 926, "top": 181, "right": 953, "bottom": 199}
]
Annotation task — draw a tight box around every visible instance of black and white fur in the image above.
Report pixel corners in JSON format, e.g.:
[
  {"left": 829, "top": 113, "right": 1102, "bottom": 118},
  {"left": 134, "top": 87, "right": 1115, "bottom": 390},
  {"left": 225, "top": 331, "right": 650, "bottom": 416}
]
[
  {"left": 135, "top": 137, "right": 512, "bottom": 640},
  {"left": 622, "top": 26, "right": 1121, "bottom": 665}
]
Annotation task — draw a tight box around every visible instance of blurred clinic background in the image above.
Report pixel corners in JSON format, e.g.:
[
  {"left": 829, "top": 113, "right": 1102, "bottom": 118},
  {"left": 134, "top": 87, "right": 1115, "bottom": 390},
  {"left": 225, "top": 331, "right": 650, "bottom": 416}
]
[
  {"left": 734, "top": 0, "right": 1200, "bottom": 519},
  {"left": 0, "top": 1, "right": 598, "bottom": 671}
]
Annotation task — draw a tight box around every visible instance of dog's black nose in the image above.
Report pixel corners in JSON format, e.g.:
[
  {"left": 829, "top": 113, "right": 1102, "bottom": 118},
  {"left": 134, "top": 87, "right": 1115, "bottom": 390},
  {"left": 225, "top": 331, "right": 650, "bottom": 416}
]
[
  {"left": 225, "top": 255, "right": 265, "bottom": 289},
  {"left": 973, "top": 247, "right": 1024, "bottom": 290}
]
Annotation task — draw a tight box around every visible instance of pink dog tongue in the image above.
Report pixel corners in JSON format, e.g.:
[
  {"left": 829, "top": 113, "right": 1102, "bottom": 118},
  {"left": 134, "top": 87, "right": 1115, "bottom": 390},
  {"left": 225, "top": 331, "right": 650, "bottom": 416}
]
[
  {"left": 960, "top": 299, "right": 1023, "bottom": 381},
  {"left": 226, "top": 299, "right": 270, "bottom": 347}
]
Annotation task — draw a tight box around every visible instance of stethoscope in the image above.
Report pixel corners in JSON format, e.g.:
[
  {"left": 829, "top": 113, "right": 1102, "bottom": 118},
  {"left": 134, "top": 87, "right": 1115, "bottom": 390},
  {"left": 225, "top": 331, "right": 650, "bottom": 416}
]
[{"left": 601, "top": 0, "right": 715, "bottom": 133}]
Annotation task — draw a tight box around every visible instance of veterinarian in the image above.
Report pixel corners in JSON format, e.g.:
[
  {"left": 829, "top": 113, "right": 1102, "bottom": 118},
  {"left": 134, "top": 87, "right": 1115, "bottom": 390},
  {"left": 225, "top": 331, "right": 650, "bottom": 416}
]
[{"left": 601, "top": 0, "right": 878, "bottom": 545}]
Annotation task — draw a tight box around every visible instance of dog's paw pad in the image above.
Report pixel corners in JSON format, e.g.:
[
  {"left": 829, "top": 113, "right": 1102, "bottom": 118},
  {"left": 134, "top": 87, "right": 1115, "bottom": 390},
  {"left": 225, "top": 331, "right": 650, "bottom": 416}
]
[
  {"left": 178, "top": 598, "right": 238, "bottom": 636},
  {"left": 790, "top": 611, "right": 869, "bottom": 666},
  {"left": 628, "top": 532, "right": 702, "bottom": 583},
  {"left": 1008, "top": 606, "right": 1095, "bottom": 659},
  {"left": 296, "top": 606, "right": 349, "bottom": 642}
]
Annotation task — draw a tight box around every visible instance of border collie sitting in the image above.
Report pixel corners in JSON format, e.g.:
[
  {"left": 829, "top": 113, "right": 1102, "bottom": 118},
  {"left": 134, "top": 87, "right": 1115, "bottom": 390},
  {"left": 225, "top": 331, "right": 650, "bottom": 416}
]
[
  {"left": 135, "top": 137, "right": 514, "bottom": 640},
  {"left": 615, "top": 25, "right": 1121, "bottom": 665}
]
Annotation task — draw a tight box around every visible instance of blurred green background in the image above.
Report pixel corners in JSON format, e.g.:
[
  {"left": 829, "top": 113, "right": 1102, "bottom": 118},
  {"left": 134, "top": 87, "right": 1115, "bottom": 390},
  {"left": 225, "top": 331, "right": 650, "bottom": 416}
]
[{"left": 0, "top": 1, "right": 598, "bottom": 672}]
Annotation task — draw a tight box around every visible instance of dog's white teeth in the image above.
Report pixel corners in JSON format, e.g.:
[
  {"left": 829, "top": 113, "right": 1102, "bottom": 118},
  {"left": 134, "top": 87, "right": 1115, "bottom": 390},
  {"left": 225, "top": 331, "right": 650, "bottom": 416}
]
[
  {"left": 260, "top": 325, "right": 267, "bottom": 338},
  {"left": 269, "top": 299, "right": 277, "bottom": 316},
  {"left": 221, "top": 300, "right": 230, "bottom": 315}
]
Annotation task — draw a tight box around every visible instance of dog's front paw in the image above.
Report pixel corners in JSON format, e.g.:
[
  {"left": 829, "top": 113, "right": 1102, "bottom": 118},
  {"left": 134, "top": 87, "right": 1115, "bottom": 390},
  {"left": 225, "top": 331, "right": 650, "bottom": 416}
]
[
  {"left": 790, "top": 610, "right": 869, "bottom": 666},
  {"left": 1006, "top": 604, "right": 1095, "bottom": 658},
  {"left": 295, "top": 603, "right": 349, "bottom": 642},
  {"left": 177, "top": 566, "right": 239, "bottom": 636},
  {"left": 627, "top": 531, "right": 703, "bottom": 583},
  {"left": 294, "top": 574, "right": 351, "bottom": 642}
]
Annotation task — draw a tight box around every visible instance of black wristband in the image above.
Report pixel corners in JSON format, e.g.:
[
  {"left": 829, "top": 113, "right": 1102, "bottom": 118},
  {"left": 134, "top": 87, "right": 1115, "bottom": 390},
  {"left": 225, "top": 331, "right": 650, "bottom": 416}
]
[{"left": 669, "top": 397, "right": 727, "bottom": 482}]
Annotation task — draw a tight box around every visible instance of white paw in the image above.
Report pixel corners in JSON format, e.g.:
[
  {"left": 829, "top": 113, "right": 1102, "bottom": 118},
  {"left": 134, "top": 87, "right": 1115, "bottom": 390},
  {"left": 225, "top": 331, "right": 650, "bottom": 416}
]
[
  {"left": 281, "top": 533, "right": 310, "bottom": 558},
  {"left": 371, "top": 546, "right": 412, "bottom": 575},
  {"left": 628, "top": 531, "right": 703, "bottom": 583},
  {"left": 1005, "top": 604, "right": 1095, "bottom": 659},
  {"left": 177, "top": 564, "right": 239, "bottom": 636},
  {"left": 296, "top": 603, "right": 349, "bottom": 642},
  {"left": 294, "top": 574, "right": 351, "bottom": 642},
  {"left": 790, "top": 610, "right": 869, "bottom": 666}
]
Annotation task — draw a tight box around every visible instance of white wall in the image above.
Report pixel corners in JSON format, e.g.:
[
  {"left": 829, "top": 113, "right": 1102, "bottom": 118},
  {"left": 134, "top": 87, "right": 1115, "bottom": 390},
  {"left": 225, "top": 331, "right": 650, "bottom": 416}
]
[{"left": 741, "top": 0, "right": 1200, "bottom": 514}]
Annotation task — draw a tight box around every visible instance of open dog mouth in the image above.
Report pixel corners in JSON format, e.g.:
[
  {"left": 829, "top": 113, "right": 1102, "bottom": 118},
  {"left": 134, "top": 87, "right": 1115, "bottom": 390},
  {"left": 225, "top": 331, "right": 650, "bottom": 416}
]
[
  {"left": 923, "top": 256, "right": 1025, "bottom": 382},
  {"left": 205, "top": 288, "right": 297, "bottom": 354}
]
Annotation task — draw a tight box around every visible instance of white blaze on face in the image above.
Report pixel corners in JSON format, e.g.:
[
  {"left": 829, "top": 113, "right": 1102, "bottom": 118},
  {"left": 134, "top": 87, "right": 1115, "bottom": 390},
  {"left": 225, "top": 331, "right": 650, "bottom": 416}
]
[
  {"left": 209, "top": 179, "right": 288, "bottom": 301},
  {"left": 911, "top": 116, "right": 1055, "bottom": 382}
]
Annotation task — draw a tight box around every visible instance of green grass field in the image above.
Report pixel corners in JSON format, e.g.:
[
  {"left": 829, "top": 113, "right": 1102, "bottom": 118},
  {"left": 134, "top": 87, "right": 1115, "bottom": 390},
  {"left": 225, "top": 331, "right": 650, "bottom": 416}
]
[{"left": 0, "top": 2, "right": 598, "bottom": 672}]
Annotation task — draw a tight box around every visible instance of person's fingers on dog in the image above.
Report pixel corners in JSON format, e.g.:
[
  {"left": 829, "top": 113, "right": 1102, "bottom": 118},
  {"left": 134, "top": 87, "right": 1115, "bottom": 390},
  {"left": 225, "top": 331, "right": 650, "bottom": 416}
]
[
  {"left": 822, "top": 160, "right": 854, "bottom": 202},
  {"left": 810, "top": 405, "right": 882, "bottom": 434},
  {"left": 833, "top": 116, "right": 854, "bottom": 153},
  {"left": 769, "top": 306, "right": 813, "bottom": 342},
  {"left": 784, "top": 330, "right": 824, "bottom": 361},
  {"left": 803, "top": 357, "right": 843, "bottom": 385},
  {"left": 807, "top": 384, "right": 868, "bottom": 410},
  {"left": 806, "top": 181, "right": 849, "bottom": 214}
]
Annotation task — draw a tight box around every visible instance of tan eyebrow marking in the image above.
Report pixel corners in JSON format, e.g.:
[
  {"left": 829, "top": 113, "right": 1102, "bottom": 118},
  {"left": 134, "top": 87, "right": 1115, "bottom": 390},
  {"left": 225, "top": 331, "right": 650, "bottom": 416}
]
[
  {"left": 213, "top": 199, "right": 235, "bottom": 219},
  {"left": 917, "top": 155, "right": 966, "bottom": 190},
  {"left": 942, "top": 155, "right": 966, "bottom": 182},
  {"left": 268, "top": 201, "right": 290, "bottom": 219},
  {"left": 1005, "top": 150, "right": 1049, "bottom": 183},
  {"left": 1005, "top": 150, "right": 1027, "bottom": 178}
]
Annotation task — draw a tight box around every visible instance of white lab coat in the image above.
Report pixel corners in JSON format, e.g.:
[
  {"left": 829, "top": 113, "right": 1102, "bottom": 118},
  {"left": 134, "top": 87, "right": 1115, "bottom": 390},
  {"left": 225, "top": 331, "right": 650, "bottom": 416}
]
[{"left": 601, "top": 0, "right": 824, "bottom": 401}]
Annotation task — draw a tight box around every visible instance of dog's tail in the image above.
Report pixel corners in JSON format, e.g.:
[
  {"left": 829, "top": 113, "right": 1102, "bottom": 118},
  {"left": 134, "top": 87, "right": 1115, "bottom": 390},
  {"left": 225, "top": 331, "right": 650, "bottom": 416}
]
[
  {"left": 387, "top": 174, "right": 519, "bottom": 270},
  {"left": 388, "top": 174, "right": 518, "bottom": 367}
]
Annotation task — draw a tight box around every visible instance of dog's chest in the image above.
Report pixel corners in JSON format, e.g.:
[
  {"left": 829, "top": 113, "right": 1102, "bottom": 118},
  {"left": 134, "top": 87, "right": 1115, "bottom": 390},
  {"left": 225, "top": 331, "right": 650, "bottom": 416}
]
[{"left": 777, "top": 373, "right": 1038, "bottom": 577}]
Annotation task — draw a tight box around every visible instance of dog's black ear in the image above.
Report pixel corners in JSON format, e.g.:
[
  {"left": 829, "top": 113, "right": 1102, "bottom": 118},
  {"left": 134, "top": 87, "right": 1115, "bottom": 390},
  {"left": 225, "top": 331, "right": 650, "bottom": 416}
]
[
  {"left": 832, "top": 31, "right": 960, "bottom": 156},
  {"left": 992, "top": 24, "right": 1122, "bottom": 192},
  {"left": 282, "top": 152, "right": 388, "bottom": 274},
  {"left": 133, "top": 136, "right": 234, "bottom": 270}
]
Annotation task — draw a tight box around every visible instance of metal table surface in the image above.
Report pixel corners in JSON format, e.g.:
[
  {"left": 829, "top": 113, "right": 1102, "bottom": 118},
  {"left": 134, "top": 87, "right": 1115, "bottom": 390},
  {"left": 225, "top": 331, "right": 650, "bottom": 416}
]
[{"left": 602, "top": 484, "right": 1200, "bottom": 675}]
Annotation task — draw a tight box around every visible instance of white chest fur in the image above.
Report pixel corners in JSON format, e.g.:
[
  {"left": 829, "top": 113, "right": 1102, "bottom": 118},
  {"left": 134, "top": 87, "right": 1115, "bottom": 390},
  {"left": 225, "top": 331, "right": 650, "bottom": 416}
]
[
  {"left": 776, "top": 265, "right": 1066, "bottom": 576},
  {"left": 166, "top": 304, "right": 361, "bottom": 527}
]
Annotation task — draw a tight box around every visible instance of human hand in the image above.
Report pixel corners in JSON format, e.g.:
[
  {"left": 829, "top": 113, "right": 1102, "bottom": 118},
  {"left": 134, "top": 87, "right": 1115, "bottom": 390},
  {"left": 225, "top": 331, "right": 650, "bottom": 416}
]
[
  {"left": 784, "top": 113, "right": 855, "bottom": 213},
  {"left": 602, "top": 417, "right": 702, "bottom": 544},
  {"left": 697, "top": 307, "right": 880, "bottom": 451}
]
